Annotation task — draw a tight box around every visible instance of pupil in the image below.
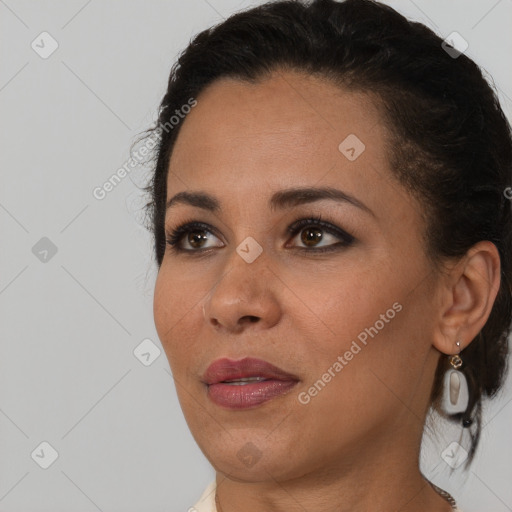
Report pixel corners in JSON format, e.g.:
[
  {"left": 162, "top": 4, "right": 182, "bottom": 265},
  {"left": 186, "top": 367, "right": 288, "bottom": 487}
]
[
  {"left": 301, "top": 227, "right": 323, "bottom": 246},
  {"left": 189, "top": 230, "right": 208, "bottom": 248}
]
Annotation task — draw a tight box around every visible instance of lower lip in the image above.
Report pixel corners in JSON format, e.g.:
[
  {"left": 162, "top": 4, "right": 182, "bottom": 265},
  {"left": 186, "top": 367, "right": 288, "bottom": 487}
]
[{"left": 207, "top": 380, "right": 298, "bottom": 409}]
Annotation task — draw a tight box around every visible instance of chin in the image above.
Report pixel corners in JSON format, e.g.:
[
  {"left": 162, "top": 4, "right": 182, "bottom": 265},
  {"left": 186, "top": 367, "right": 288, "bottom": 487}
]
[{"left": 193, "top": 428, "right": 308, "bottom": 482}]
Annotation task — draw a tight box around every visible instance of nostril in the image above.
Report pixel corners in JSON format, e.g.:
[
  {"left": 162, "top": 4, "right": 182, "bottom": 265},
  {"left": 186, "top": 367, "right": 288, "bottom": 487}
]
[{"left": 241, "top": 315, "right": 260, "bottom": 323}]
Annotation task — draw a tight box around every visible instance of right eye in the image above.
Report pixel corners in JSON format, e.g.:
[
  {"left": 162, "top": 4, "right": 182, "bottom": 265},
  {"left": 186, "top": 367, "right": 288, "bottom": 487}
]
[{"left": 165, "top": 222, "right": 224, "bottom": 252}]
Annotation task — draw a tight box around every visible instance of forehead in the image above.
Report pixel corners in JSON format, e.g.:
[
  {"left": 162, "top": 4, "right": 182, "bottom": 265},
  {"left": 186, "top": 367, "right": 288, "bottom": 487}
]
[{"left": 167, "top": 70, "right": 388, "bottom": 198}]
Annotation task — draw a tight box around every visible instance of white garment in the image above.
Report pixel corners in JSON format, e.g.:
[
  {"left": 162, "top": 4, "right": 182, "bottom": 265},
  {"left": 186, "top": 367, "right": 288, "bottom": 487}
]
[
  {"left": 191, "top": 480, "right": 463, "bottom": 511},
  {"left": 192, "top": 481, "right": 216, "bottom": 512}
]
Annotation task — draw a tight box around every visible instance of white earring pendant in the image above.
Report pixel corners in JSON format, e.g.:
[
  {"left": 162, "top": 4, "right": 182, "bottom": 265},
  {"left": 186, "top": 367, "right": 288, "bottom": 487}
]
[{"left": 442, "top": 367, "right": 469, "bottom": 415}]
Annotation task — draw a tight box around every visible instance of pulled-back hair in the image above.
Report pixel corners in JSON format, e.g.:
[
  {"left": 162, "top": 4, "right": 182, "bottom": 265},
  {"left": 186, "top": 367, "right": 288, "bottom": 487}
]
[{"left": 143, "top": 0, "right": 512, "bottom": 463}]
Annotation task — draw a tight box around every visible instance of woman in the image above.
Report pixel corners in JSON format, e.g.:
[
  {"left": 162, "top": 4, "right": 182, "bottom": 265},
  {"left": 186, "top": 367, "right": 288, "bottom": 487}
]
[{"left": 144, "top": 0, "right": 512, "bottom": 510}]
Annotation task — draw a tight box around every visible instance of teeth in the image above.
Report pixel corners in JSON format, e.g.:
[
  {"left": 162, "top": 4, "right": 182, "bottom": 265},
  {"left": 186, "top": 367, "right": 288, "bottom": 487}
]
[{"left": 223, "top": 377, "right": 267, "bottom": 385}]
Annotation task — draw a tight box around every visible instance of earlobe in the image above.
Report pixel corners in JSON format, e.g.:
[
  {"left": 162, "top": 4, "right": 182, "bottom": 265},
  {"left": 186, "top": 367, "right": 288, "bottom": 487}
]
[{"left": 432, "top": 241, "right": 501, "bottom": 355}]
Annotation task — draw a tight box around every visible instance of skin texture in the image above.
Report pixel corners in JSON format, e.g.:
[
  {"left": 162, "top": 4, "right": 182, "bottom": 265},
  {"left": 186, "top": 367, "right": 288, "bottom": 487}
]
[{"left": 153, "top": 70, "right": 500, "bottom": 512}]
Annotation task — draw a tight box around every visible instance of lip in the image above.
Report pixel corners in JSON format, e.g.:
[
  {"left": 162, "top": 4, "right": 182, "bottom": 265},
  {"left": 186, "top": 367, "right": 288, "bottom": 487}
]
[{"left": 202, "top": 357, "right": 299, "bottom": 409}]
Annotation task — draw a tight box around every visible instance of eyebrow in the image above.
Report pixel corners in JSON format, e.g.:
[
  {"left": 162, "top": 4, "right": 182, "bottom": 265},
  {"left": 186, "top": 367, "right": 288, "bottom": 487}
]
[{"left": 165, "top": 186, "right": 374, "bottom": 217}]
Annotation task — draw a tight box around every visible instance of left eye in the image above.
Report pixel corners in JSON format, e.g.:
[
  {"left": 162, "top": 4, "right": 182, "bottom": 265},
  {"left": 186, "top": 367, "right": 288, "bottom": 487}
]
[
  {"left": 287, "top": 218, "right": 354, "bottom": 250},
  {"left": 291, "top": 227, "right": 339, "bottom": 247}
]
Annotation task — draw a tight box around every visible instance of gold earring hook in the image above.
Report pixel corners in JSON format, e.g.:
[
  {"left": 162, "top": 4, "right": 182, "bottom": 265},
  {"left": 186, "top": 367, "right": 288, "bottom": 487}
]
[{"left": 449, "top": 339, "right": 463, "bottom": 369}]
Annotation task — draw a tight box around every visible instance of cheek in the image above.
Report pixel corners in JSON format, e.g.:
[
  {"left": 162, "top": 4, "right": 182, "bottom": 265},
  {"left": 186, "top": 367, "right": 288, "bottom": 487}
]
[
  {"left": 290, "top": 302, "right": 413, "bottom": 442},
  {"left": 304, "top": 281, "right": 433, "bottom": 419},
  {"left": 279, "top": 259, "right": 398, "bottom": 353},
  {"left": 153, "top": 264, "right": 205, "bottom": 365},
  {"left": 153, "top": 268, "right": 175, "bottom": 343},
  {"left": 283, "top": 254, "right": 429, "bottom": 392}
]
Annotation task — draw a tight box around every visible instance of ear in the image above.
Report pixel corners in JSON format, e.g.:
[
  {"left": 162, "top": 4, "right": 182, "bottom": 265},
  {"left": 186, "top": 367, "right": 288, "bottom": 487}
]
[{"left": 432, "top": 241, "right": 501, "bottom": 354}]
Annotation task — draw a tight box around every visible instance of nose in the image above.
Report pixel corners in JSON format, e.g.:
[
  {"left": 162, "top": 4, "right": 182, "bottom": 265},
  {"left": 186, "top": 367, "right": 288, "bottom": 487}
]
[{"left": 202, "top": 252, "right": 282, "bottom": 333}]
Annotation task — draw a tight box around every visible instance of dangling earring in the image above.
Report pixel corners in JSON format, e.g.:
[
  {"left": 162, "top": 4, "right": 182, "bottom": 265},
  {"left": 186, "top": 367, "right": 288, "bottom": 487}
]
[{"left": 441, "top": 340, "right": 469, "bottom": 418}]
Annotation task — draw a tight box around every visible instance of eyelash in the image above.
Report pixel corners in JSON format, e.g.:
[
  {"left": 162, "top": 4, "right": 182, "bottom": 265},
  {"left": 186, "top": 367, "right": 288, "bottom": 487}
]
[{"left": 165, "top": 215, "right": 355, "bottom": 255}]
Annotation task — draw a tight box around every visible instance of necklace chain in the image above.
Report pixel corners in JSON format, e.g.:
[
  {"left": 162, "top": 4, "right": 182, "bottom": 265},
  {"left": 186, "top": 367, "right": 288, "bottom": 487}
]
[
  {"left": 215, "top": 481, "right": 458, "bottom": 511},
  {"left": 430, "top": 482, "right": 458, "bottom": 509}
]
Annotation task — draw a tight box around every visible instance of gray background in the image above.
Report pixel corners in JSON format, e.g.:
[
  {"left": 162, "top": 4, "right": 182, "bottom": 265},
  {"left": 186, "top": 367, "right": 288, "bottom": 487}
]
[{"left": 1, "top": 0, "right": 511, "bottom": 511}]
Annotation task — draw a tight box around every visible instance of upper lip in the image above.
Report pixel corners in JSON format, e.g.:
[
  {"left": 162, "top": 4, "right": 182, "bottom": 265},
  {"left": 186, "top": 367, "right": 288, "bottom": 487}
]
[{"left": 202, "top": 357, "right": 299, "bottom": 385}]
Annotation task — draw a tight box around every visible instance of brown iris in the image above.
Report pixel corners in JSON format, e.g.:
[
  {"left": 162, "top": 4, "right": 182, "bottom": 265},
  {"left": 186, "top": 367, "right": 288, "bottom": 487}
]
[
  {"left": 188, "top": 230, "right": 209, "bottom": 248},
  {"left": 301, "top": 227, "right": 323, "bottom": 247}
]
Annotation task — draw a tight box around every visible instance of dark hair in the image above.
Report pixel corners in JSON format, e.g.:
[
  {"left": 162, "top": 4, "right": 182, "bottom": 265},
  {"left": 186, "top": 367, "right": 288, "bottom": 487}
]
[{"left": 143, "top": 0, "right": 512, "bottom": 464}]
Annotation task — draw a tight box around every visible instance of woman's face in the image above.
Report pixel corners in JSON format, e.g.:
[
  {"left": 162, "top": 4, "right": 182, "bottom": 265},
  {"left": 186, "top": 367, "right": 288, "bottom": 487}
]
[{"left": 153, "top": 70, "right": 443, "bottom": 481}]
